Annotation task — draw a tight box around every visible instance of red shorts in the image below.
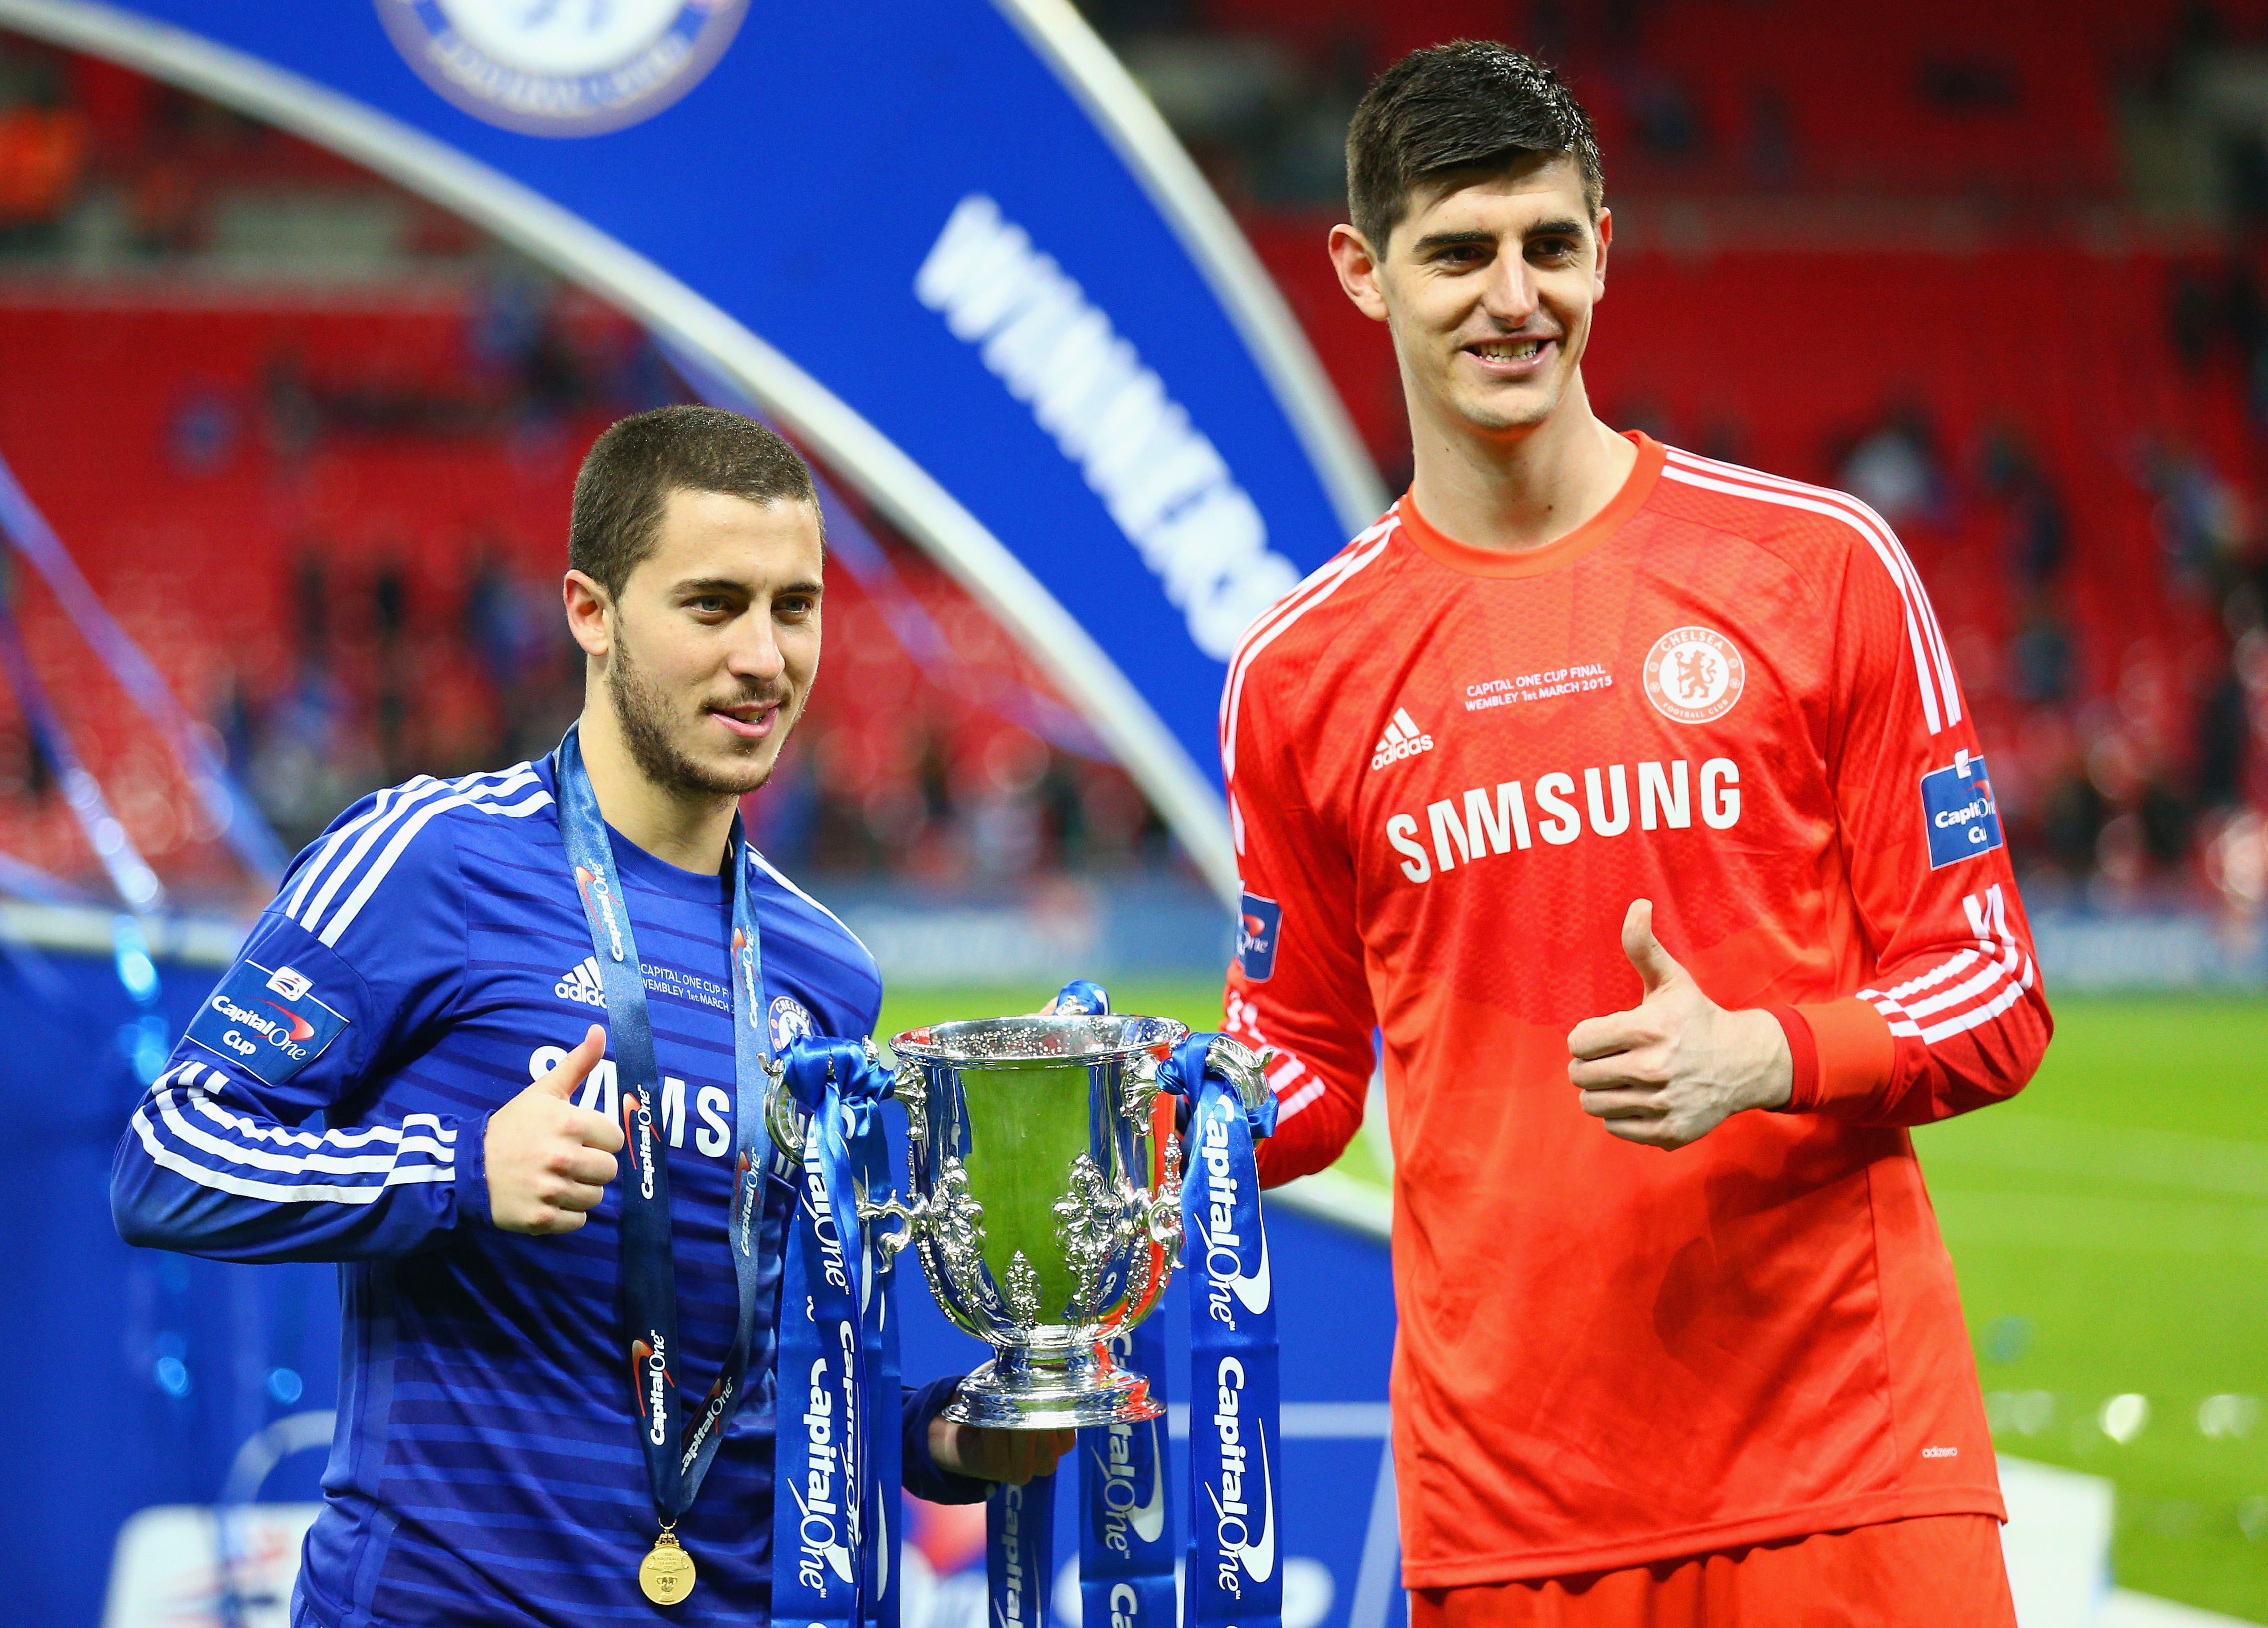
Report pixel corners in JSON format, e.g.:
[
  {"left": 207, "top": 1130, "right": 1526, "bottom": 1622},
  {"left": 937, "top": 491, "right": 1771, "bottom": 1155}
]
[{"left": 1407, "top": 1515, "right": 2015, "bottom": 1628}]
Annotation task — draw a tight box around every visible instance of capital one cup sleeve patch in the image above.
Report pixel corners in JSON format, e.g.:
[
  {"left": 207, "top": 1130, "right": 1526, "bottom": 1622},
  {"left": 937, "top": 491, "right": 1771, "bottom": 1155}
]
[
  {"left": 1919, "top": 754, "right": 2005, "bottom": 870},
  {"left": 185, "top": 959, "right": 350, "bottom": 1086},
  {"left": 1237, "top": 892, "right": 1282, "bottom": 982}
]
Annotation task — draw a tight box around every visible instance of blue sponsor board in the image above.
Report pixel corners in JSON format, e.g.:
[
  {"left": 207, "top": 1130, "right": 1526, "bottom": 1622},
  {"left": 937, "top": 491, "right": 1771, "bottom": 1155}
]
[
  {"left": 1920, "top": 753, "right": 2004, "bottom": 870},
  {"left": 1237, "top": 892, "right": 1282, "bottom": 982},
  {"left": 183, "top": 958, "right": 348, "bottom": 1086}
]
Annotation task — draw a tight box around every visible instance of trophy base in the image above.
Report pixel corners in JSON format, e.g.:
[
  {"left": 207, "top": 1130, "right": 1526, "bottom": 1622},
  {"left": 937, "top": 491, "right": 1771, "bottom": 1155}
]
[{"left": 941, "top": 1342, "right": 1164, "bottom": 1430}]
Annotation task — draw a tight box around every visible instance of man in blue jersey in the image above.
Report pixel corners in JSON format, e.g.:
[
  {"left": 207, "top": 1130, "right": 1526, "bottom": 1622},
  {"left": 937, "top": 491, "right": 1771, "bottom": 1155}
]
[{"left": 113, "top": 405, "right": 1071, "bottom": 1627}]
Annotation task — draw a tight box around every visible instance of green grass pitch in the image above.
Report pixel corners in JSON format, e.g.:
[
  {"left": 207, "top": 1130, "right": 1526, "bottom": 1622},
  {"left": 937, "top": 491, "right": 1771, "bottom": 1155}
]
[{"left": 874, "top": 985, "right": 2268, "bottom": 1622}]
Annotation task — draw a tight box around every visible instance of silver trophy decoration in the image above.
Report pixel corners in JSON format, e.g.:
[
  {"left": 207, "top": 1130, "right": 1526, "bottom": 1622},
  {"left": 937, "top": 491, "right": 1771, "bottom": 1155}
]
[{"left": 782, "top": 1015, "right": 1266, "bottom": 1429}]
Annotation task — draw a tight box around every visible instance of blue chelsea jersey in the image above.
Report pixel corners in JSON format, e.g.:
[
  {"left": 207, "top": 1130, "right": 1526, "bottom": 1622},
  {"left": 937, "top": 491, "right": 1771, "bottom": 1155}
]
[{"left": 110, "top": 758, "right": 948, "bottom": 1627}]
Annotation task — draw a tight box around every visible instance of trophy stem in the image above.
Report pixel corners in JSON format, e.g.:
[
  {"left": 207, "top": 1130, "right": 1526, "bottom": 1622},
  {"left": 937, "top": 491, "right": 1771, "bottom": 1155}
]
[{"left": 942, "top": 1340, "right": 1165, "bottom": 1430}]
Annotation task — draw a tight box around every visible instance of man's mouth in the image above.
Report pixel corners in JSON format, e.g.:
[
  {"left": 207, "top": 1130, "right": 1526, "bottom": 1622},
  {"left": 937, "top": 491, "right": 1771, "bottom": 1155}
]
[
  {"left": 1465, "top": 336, "right": 1555, "bottom": 372},
  {"left": 707, "top": 700, "right": 784, "bottom": 740}
]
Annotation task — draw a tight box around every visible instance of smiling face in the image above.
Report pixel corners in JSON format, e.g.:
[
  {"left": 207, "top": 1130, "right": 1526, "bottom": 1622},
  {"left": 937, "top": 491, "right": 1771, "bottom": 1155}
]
[
  {"left": 1334, "top": 152, "right": 1610, "bottom": 447},
  {"left": 572, "top": 487, "right": 823, "bottom": 800}
]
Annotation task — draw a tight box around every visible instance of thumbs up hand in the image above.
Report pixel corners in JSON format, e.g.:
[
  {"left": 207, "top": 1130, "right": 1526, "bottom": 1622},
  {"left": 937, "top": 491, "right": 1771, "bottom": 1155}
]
[
  {"left": 485, "top": 1024, "right": 627, "bottom": 1234},
  {"left": 1565, "top": 901, "right": 1792, "bottom": 1151}
]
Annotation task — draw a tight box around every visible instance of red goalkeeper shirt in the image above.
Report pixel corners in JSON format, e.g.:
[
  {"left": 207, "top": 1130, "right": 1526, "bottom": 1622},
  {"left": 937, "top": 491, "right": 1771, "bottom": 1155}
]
[{"left": 1222, "top": 433, "right": 2050, "bottom": 1586}]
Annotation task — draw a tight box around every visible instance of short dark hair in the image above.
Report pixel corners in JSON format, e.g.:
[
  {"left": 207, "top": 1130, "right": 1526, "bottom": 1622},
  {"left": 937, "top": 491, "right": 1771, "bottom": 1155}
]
[
  {"left": 568, "top": 405, "right": 818, "bottom": 600},
  {"left": 1346, "top": 41, "right": 1604, "bottom": 256}
]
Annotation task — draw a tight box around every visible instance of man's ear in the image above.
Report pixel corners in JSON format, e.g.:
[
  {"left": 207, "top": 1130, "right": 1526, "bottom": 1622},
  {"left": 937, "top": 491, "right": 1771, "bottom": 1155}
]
[
  {"left": 563, "top": 569, "right": 612, "bottom": 660},
  {"left": 1329, "top": 223, "right": 1391, "bottom": 324},
  {"left": 1593, "top": 208, "right": 1613, "bottom": 300}
]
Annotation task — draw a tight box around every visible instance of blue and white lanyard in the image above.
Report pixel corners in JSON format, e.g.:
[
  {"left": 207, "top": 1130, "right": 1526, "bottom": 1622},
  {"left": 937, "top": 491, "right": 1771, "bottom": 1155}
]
[{"left": 552, "top": 724, "right": 780, "bottom": 1537}]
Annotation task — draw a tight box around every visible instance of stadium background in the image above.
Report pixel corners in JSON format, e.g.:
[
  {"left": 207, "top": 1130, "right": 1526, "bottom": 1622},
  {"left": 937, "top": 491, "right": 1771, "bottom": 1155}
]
[{"left": 0, "top": 1, "right": 2266, "bottom": 1625}]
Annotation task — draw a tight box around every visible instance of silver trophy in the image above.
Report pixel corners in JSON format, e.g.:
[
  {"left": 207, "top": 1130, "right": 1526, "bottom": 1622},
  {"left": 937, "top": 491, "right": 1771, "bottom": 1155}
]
[{"left": 812, "top": 1015, "right": 1266, "bottom": 1429}]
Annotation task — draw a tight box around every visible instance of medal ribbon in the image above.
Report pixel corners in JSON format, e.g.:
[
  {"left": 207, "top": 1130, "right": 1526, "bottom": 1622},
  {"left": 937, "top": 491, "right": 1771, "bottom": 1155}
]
[
  {"left": 551, "top": 726, "right": 780, "bottom": 1538},
  {"left": 771, "top": 1034, "right": 902, "bottom": 1628}
]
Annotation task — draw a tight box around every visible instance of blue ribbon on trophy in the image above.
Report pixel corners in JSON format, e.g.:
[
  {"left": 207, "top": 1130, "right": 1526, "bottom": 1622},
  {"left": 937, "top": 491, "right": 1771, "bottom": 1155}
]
[
  {"left": 770, "top": 1035, "right": 903, "bottom": 1628},
  {"left": 959, "top": 980, "right": 1278, "bottom": 1628},
  {"left": 1156, "top": 1032, "right": 1280, "bottom": 1628}
]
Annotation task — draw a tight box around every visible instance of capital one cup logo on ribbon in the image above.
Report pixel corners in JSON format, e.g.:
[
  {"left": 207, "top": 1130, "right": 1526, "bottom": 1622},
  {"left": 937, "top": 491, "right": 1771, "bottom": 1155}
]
[{"left": 376, "top": 0, "right": 749, "bottom": 136}]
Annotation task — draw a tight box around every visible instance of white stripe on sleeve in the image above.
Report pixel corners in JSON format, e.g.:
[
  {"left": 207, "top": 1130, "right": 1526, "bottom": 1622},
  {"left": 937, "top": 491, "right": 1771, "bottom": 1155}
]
[
  {"left": 1222, "top": 521, "right": 1397, "bottom": 780},
  {"left": 311, "top": 769, "right": 545, "bottom": 944},
  {"left": 1660, "top": 454, "right": 1952, "bottom": 735},
  {"left": 1665, "top": 448, "right": 1962, "bottom": 728}
]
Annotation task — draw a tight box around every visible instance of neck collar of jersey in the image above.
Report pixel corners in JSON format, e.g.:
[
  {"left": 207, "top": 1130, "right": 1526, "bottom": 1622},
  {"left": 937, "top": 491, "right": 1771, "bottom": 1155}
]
[
  {"left": 605, "top": 818, "right": 731, "bottom": 903},
  {"left": 1397, "top": 430, "right": 1663, "bottom": 579}
]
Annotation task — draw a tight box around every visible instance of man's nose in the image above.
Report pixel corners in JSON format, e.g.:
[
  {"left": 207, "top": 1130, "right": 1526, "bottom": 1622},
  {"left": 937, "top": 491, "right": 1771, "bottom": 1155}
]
[
  {"left": 1480, "top": 253, "right": 1538, "bottom": 326},
  {"left": 728, "top": 613, "right": 788, "bottom": 680}
]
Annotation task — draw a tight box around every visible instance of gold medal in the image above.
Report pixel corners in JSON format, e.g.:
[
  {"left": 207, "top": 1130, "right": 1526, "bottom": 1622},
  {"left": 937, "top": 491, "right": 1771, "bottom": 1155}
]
[{"left": 638, "top": 1528, "right": 697, "bottom": 1606}]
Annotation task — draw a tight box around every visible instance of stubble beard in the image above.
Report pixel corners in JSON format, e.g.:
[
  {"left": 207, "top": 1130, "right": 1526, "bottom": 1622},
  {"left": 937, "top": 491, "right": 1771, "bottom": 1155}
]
[{"left": 606, "top": 632, "right": 791, "bottom": 801}]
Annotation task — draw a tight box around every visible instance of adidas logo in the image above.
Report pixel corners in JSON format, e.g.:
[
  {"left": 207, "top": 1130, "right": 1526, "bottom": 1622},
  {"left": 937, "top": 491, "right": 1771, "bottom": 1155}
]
[
  {"left": 1370, "top": 707, "right": 1434, "bottom": 771},
  {"left": 555, "top": 956, "right": 609, "bottom": 1007}
]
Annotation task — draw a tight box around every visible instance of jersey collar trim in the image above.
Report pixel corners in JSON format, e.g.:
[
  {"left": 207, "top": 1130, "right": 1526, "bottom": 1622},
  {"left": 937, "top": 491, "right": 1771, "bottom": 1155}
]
[{"left": 1395, "top": 431, "right": 1664, "bottom": 579}]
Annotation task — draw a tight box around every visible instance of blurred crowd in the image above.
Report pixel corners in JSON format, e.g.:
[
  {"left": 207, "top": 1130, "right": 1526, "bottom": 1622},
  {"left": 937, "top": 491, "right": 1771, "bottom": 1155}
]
[{"left": 6, "top": 10, "right": 2268, "bottom": 912}]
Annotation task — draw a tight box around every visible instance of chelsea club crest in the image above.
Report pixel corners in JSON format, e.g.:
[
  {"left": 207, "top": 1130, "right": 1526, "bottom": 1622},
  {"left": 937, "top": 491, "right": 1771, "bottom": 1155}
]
[
  {"left": 767, "top": 995, "right": 815, "bottom": 1055},
  {"left": 376, "top": 0, "right": 749, "bottom": 137}
]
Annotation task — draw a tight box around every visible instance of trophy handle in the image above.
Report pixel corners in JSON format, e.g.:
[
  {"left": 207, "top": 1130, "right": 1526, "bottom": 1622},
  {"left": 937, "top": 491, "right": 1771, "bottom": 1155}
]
[
  {"left": 765, "top": 1064, "right": 806, "bottom": 1162},
  {"left": 891, "top": 1059, "right": 929, "bottom": 1150},
  {"left": 1203, "top": 1036, "right": 1275, "bottom": 1114},
  {"left": 857, "top": 1193, "right": 925, "bottom": 1260},
  {"left": 1121, "top": 1051, "right": 1162, "bottom": 1126},
  {"left": 768, "top": 1039, "right": 903, "bottom": 1163}
]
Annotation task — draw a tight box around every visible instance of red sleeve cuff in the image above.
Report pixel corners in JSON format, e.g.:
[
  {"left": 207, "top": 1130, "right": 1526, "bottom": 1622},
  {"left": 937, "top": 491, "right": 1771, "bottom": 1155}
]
[
  {"left": 1767, "top": 999, "right": 1896, "bottom": 1114},
  {"left": 1765, "top": 1007, "right": 1818, "bottom": 1111}
]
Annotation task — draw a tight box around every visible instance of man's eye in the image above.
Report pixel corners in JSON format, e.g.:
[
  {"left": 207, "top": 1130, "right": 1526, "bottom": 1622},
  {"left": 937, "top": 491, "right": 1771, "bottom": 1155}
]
[{"left": 691, "top": 597, "right": 728, "bottom": 614}]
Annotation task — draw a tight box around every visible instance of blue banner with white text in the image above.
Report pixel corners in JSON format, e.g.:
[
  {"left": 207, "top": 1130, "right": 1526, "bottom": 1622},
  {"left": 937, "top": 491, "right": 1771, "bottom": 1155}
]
[{"left": 17, "top": 0, "right": 1381, "bottom": 892}]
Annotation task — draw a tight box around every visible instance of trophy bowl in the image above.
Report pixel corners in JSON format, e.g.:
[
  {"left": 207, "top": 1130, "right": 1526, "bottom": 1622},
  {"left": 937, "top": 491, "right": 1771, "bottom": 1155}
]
[{"left": 878, "top": 1014, "right": 1190, "bottom": 1430}]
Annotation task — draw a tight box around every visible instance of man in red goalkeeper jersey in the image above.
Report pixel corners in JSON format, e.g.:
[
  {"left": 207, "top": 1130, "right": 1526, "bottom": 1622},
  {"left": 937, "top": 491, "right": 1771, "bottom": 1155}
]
[{"left": 1221, "top": 42, "right": 2049, "bottom": 1626}]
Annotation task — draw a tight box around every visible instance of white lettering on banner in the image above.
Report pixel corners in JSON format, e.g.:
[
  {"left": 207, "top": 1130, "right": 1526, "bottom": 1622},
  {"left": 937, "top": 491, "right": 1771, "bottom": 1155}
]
[
  {"left": 914, "top": 194, "right": 1301, "bottom": 658},
  {"left": 802, "top": 1137, "right": 851, "bottom": 1292},
  {"left": 1389, "top": 759, "right": 1742, "bottom": 884},
  {"left": 1197, "top": 1106, "right": 1271, "bottom": 1327},
  {"left": 680, "top": 1372, "right": 735, "bottom": 1475},
  {"left": 836, "top": 1319, "right": 861, "bottom": 1553},
  {"left": 792, "top": 1355, "right": 852, "bottom": 1589},
  {"left": 645, "top": 1334, "right": 669, "bottom": 1447},
  {"left": 1001, "top": 1482, "right": 1027, "bottom": 1628},
  {"left": 630, "top": 1087, "right": 657, "bottom": 1199},
  {"left": 1209, "top": 1356, "right": 1275, "bottom": 1594},
  {"left": 1094, "top": 1332, "right": 1167, "bottom": 1557}
]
